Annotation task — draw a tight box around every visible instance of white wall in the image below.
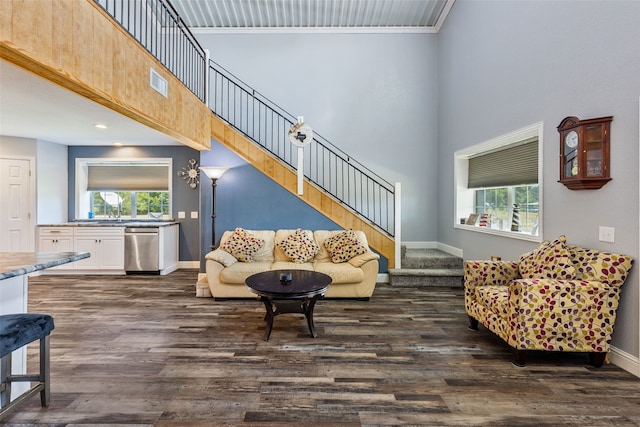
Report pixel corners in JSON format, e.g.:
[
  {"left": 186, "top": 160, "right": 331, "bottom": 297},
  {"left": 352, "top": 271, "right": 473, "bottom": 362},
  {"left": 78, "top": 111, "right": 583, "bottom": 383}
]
[
  {"left": 0, "top": 135, "right": 37, "bottom": 157},
  {"left": 36, "top": 139, "right": 68, "bottom": 224},
  {"left": 437, "top": 1, "right": 640, "bottom": 359},
  {"left": 197, "top": 32, "right": 440, "bottom": 241}
]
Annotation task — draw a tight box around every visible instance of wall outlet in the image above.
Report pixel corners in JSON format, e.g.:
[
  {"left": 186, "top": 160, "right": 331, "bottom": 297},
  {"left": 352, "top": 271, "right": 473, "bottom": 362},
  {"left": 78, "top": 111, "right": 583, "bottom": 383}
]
[
  {"left": 178, "top": 211, "right": 185, "bottom": 219},
  {"left": 190, "top": 211, "right": 198, "bottom": 219},
  {"left": 599, "top": 226, "right": 615, "bottom": 243}
]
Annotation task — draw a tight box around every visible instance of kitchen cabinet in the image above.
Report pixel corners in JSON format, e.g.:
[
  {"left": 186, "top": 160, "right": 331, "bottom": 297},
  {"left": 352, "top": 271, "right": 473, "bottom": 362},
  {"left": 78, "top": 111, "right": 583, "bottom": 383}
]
[
  {"left": 37, "top": 227, "right": 74, "bottom": 270},
  {"left": 38, "top": 226, "right": 125, "bottom": 273},
  {"left": 37, "top": 223, "right": 177, "bottom": 275},
  {"left": 158, "top": 224, "right": 179, "bottom": 274},
  {"left": 73, "top": 227, "right": 125, "bottom": 271}
]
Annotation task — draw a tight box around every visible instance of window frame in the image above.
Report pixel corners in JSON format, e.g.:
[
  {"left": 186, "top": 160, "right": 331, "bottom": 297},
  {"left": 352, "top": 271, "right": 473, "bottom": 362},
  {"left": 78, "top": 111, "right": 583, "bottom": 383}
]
[
  {"left": 454, "top": 122, "right": 544, "bottom": 242},
  {"left": 75, "top": 158, "right": 173, "bottom": 220}
]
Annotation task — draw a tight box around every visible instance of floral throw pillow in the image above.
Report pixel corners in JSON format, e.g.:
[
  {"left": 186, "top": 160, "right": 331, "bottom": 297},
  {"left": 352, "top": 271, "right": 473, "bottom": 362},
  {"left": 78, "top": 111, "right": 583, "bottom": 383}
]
[
  {"left": 568, "top": 245, "right": 634, "bottom": 287},
  {"left": 323, "top": 229, "right": 368, "bottom": 263},
  {"left": 220, "top": 227, "right": 264, "bottom": 263},
  {"left": 277, "top": 229, "right": 319, "bottom": 263},
  {"left": 518, "top": 235, "right": 576, "bottom": 280}
]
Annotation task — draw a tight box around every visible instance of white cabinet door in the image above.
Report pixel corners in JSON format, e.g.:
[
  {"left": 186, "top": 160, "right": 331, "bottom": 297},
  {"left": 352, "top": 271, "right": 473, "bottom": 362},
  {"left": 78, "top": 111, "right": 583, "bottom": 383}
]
[
  {"left": 37, "top": 227, "right": 74, "bottom": 270},
  {"left": 100, "top": 235, "right": 125, "bottom": 269},
  {"left": 74, "top": 227, "right": 124, "bottom": 271},
  {"left": 73, "top": 236, "right": 100, "bottom": 269}
]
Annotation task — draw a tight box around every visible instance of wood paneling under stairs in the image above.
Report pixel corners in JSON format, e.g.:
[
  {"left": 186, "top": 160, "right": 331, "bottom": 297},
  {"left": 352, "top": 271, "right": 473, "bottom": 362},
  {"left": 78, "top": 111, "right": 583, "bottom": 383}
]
[
  {"left": 211, "top": 115, "right": 397, "bottom": 268},
  {"left": 3, "top": 270, "right": 640, "bottom": 426}
]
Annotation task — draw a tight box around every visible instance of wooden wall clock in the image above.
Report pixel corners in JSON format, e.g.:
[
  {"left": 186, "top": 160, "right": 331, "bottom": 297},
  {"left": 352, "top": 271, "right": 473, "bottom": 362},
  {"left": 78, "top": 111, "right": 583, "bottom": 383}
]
[{"left": 557, "top": 115, "right": 613, "bottom": 190}]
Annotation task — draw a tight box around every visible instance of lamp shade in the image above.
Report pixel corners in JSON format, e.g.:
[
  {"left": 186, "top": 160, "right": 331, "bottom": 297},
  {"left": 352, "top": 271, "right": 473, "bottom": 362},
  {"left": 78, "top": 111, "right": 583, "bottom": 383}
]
[{"left": 199, "top": 166, "right": 228, "bottom": 180}]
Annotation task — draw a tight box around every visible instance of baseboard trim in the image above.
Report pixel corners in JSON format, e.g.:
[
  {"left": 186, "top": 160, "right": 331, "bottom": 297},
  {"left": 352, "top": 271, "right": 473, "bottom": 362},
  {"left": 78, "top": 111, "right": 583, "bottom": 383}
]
[
  {"left": 178, "top": 261, "right": 200, "bottom": 269},
  {"left": 401, "top": 241, "right": 463, "bottom": 258},
  {"left": 609, "top": 345, "right": 640, "bottom": 377},
  {"left": 378, "top": 273, "right": 389, "bottom": 283},
  {"left": 403, "top": 241, "right": 437, "bottom": 249},
  {"left": 436, "top": 242, "right": 463, "bottom": 258}
]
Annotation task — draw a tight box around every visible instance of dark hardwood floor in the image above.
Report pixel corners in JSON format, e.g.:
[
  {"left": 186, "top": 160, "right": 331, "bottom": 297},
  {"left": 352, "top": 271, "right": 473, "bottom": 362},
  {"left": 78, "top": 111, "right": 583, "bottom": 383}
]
[{"left": 2, "top": 270, "right": 640, "bottom": 426}]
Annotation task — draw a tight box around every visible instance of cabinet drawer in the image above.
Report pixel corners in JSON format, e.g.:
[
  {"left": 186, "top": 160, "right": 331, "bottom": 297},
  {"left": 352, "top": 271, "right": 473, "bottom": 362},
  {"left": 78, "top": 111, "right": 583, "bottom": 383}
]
[
  {"left": 39, "top": 227, "right": 74, "bottom": 236},
  {"left": 74, "top": 227, "right": 124, "bottom": 236}
]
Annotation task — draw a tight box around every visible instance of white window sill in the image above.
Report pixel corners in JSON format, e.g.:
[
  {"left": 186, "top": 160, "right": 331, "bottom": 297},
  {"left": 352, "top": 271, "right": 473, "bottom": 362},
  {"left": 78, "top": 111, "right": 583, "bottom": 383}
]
[{"left": 454, "top": 223, "right": 541, "bottom": 243}]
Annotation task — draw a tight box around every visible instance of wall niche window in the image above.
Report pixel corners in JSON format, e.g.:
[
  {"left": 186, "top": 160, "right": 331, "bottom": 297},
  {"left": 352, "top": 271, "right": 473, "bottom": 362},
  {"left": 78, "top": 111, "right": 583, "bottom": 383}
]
[
  {"left": 75, "top": 158, "right": 172, "bottom": 220},
  {"left": 454, "top": 123, "right": 543, "bottom": 241}
]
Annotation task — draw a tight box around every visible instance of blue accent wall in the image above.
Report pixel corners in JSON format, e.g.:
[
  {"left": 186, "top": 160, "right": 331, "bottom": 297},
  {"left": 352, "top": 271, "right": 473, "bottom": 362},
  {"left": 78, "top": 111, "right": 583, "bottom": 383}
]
[
  {"left": 200, "top": 140, "right": 387, "bottom": 272},
  {"left": 67, "top": 145, "right": 201, "bottom": 262}
]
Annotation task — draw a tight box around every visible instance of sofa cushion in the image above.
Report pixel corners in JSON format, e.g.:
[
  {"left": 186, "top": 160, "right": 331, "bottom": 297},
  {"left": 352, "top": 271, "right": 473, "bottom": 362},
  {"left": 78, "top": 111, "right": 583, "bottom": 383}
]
[
  {"left": 314, "top": 261, "right": 364, "bottom": 284},
  {"left": 519, "top": 235, "right": 576, "bottom": 280},
  {"left": 219, "top": 262, "right": 274, "bottom": 284},
  {"left": 475, "top": 285, "right": 509, "bottom": 319},
  {"left": 568, "top": 245, "right": 634, "bottom": 287},
  {"left": 220, "top": 228, "right": 271, "bottom": 263},
  {"left": 271, "top": 261, "right": 314, "bottom": 271},
  {"left": 205, "top": 248, "right": 237, "bottom": 267},
  {"left": 275, "top": 229, "right": 319, "bottom": 263},
  {"left": 322, "top": 229, "right": 368, "bottom": 263}
]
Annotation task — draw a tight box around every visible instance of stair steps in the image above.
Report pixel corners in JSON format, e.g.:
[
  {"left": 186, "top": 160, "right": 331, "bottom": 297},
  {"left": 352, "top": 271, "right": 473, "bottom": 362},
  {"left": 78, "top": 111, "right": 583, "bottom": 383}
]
[{"left": 388, "top": 248, "right": 463, "bottom": 287}]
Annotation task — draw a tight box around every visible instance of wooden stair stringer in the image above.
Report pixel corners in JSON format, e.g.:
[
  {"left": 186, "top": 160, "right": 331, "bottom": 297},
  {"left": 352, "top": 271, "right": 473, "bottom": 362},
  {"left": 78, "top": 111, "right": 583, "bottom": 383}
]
[{"left": 211, "top": 114, "right": 396, "bottom": 268}]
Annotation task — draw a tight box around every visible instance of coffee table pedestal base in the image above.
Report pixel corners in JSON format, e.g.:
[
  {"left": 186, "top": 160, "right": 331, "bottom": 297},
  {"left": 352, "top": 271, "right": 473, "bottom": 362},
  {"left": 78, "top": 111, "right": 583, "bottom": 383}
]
[{"left": 260, "top": 295, "right": 321, "bottom": 341}]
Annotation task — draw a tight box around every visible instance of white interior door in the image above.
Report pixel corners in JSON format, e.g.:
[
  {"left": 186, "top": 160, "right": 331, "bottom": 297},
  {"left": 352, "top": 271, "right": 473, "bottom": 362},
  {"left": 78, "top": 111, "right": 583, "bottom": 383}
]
[{"left": 0, "top": 158, "right": 34, "bottom": 251}]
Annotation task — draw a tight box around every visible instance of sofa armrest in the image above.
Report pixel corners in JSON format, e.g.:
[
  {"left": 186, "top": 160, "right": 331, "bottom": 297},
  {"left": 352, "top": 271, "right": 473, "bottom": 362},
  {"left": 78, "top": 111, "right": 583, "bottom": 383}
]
[
  {"left": 464, "top": 260, "right": 520, "bottom": 292},
  {"left": 507, "top": 278, "right": 622, "bottom": 351}
]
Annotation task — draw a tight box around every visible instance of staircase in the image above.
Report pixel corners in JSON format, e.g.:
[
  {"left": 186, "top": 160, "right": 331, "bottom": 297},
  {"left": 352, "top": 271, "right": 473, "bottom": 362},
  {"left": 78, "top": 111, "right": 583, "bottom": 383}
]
[
  {"left": 388, "top": 247, "right": 463, "bottom": 287},
  {"left": 210, "top": 115, "right": 397, "bottom": 266}
]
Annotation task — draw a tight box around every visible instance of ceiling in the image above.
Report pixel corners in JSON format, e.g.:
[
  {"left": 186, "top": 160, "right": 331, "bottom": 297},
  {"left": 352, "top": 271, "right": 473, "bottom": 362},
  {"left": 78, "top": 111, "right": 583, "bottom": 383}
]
[
  {"left": 172, "top": 0, "right": 455, "bottom": 32},
  {"left": 0, "top": 0, "right": 455, "bottom": 148}
]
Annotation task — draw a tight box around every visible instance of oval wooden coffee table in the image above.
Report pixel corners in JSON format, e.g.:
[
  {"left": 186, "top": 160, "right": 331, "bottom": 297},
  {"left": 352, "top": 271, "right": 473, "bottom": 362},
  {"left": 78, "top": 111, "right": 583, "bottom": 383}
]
[{"left": 246, "top": 270, "right": 332, "bottom": 341}]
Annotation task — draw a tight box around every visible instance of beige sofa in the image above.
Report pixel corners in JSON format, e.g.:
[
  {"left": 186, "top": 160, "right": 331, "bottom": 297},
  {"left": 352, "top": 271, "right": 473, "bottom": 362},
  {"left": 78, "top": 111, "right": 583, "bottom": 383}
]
[{"left": 205, "top": 229, "right": 379, "bottom": 300}]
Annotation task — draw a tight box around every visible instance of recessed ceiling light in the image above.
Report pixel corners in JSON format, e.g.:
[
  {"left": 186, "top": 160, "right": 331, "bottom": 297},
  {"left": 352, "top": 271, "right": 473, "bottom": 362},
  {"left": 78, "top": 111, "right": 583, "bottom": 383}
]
[{"left": 94, "top": 124, "right": 108, "bottom": 129}]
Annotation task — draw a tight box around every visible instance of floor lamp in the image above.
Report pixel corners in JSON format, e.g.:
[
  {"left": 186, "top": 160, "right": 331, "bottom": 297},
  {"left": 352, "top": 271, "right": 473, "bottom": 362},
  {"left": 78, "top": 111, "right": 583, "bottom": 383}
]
[{"left": 199, "top": 166, "right": 228, "bottom": 250}]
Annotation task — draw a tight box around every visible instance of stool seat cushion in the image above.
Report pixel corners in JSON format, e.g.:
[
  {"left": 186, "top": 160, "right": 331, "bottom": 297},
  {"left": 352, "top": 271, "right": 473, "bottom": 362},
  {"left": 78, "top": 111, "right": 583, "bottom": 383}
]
[{"left": 0, "top": 313, "right": 55, "bottom": 358}]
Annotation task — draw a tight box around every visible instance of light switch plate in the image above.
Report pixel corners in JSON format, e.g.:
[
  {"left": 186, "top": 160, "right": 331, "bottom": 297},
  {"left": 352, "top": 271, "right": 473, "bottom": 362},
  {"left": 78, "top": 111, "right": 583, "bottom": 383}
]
[
  {"left": 190, "top": 211, "right": 198, "bottom": 219},
  {"left": 599, "top": 226, "right": 615, "bottom": 243},
  {"left": 178, "top": 211, "right": 185, "bottom": 219}
]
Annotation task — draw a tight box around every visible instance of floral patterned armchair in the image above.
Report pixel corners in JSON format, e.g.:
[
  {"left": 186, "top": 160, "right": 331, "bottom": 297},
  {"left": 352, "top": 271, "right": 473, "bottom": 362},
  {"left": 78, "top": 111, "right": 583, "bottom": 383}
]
[{"left": 464, "top": 235, "right": 633, "bottom": 367}]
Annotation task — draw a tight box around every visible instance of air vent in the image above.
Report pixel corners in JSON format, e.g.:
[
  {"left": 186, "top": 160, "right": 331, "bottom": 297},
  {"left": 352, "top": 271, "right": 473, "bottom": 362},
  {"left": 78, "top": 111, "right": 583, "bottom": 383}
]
[{"left": 150, "top": 68, "right": 168, "bottom": 97}]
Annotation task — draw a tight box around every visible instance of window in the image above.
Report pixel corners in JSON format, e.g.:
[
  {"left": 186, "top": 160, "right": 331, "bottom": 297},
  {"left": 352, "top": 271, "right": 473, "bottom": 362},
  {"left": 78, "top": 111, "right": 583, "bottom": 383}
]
[
  {"left": 75, "top": 158, "right": 172, "bottom": 220},
  {"left": 89, "top": 191, "right": 170, "bottom": 220},
  {"left": 454, "top": 123, "right": 543, "bottom": 241}
]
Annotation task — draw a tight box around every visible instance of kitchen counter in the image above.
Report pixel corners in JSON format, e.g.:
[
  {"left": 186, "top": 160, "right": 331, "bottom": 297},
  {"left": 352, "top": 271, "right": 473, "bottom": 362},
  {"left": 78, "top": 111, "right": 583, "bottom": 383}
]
[
  {"left": 1, "top": 251, "right": 90, "bottom": 400},
  {"left": 0, "top": 251, "right": 90, "bottom": 280},
  {"left": 39, "top": 221, "right": 179, "bottom": 228}
]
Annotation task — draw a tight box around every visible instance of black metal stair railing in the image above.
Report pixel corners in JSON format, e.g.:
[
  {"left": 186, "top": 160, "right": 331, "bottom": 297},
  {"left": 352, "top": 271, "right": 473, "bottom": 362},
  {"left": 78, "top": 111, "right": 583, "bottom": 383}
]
[
  {"left": 92, "top": 0, "right": 395, "bottom": 237},
  {"left": 209, "top": 60, "right": 395, "bottom": 237},
  {"left": 94, "top": 0, "right": 206, "bottom": 102}
]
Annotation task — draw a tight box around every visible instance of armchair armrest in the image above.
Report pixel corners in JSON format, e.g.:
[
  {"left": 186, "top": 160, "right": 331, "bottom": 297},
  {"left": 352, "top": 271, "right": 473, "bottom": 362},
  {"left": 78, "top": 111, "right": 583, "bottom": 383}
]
[
  {"left": 507, "top": 278, "right": 622, "bottom": 352},
  {"left": 464, "top": 260, "right": 520, "bottom": 292}
]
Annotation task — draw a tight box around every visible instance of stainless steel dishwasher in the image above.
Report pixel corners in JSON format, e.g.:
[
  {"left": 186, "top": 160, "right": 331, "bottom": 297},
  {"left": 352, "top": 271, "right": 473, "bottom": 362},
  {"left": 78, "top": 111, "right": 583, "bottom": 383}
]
[{"left": 125, "top": 227, "right": 159, "bottom": 273}]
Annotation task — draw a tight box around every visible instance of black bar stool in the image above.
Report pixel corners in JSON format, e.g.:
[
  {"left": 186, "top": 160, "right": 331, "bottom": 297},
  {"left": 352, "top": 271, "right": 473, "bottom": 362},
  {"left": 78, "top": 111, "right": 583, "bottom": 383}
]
[{"left": 0, "top": 313, "right": 54, "bottom": 419}]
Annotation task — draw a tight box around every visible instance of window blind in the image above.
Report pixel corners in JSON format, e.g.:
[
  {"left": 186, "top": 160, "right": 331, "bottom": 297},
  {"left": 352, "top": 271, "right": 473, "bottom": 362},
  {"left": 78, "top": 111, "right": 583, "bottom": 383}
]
[
  {"left": 467, "top": 139, "right": 538, "bottom": 188},
  {"left": 87, "top": 165, "right": 169, "bottom": 191}
]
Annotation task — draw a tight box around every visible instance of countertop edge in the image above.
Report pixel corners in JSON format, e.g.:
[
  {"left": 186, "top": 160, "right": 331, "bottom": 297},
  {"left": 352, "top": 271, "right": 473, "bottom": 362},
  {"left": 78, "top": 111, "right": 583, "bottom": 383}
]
[
  {"left": 0, "top": 252, "right": 91, "bottom": 280},
  {"left": 38, "top": 222, "right": 179, "bottom": 228}
]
